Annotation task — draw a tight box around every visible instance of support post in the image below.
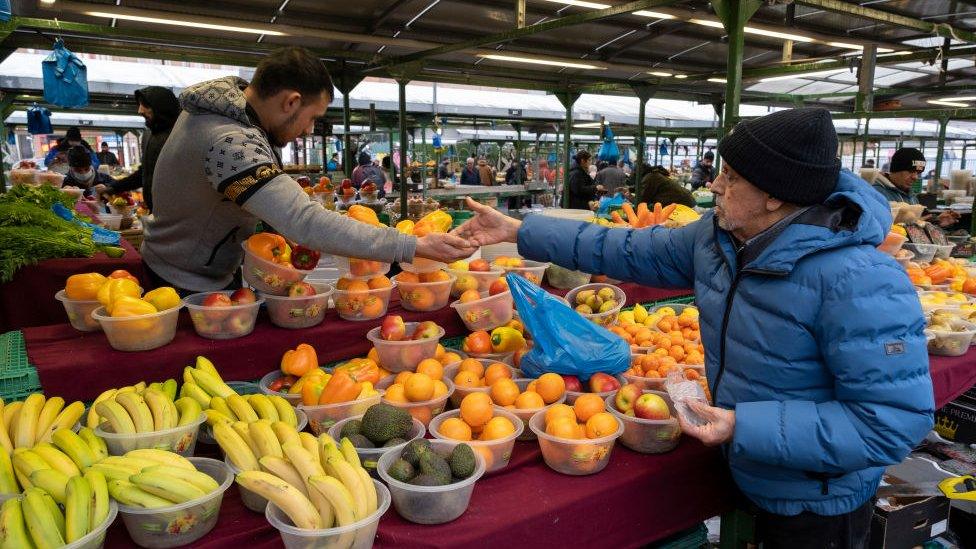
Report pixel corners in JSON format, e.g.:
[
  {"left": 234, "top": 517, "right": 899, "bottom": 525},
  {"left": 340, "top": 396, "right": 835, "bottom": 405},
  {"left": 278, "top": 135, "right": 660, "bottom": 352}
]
[
  {"left": 935, "top": 117, "right": 949, "bottom": 183},
  {"left": 855, "top": 45, "right": 877, "bottom": 113},
  {"left": 861, "top": 118, "right": 871, "bottom": 168},
  {"left": 851, "top": 119, "right": 860, "bottom": 171},
  {"left": 653, "top": 131, "right": 661, "bottom": 165},
  {"left": 398, "top": 79, "right": 410, "bottom": 221},
  {"left": 513, "top": 123, "right": 523, "bottom": 185},
  {"left": 515, "top": 0, "right": 526, "bottom": 28},
  {"left": 630, "top": 84, "right": 657, "bottom": 201},
  {"left": 556, "top": 91, "right": 581, "bottom": 209},
  {"left": 713, "top": 0, "right": 761, "bottom": 136},
  {"left": 335, "top": 64, "right": 364, "bottom": 180},
  {"left": 669, "top": 137, "right": 676, "bottom": 171}
]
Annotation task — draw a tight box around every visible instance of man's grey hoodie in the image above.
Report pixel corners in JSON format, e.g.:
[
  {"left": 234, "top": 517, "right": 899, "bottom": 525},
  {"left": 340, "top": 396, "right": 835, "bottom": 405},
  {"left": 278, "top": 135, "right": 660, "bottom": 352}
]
[{"left": 142, "top": 77, "right": 416, "bottom": 291}]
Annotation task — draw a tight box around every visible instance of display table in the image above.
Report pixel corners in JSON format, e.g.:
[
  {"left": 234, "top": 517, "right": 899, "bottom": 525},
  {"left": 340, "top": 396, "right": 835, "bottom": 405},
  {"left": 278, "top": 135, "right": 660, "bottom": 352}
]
[
  {"left": 929, "top": 350, "right": 976, "bottom": 408},
  {"left": 23, "top": 284, "right": 692, "bottom": 402},
  {"left": 102, "top": 437, "right": 734, "bottom": 548}
]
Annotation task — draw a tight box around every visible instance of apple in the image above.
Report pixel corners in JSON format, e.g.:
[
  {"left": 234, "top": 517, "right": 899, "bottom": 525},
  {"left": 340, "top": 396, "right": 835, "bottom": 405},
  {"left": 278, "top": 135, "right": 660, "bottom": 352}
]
[
  {"left": 561, "top": 375, "right": 582, "bottom": 393},
  {"left": 288, "top": 281, "right": 316, "bottom": 297},
  {"left": 634, "top": 393, "right": 671, "bottom": 420},
  {"left": 224, "top": 310, "right": 254, "bottom": 335},
  {"left": 513, "top": 346, "right": 529, "bottom": 369},
  {"left": 380, "top": 315, "right": 406, "bottom": 341},
  {"left": 201, "top": 292, "right": 233, "bottom": 321},
  {"left": 191, "top": 314, "right": 221, "bottom": 335},
  {"left": 268, "top": 374, "right": 298, "bottom": 393},
  {"left": 589, "top": 372, "right": 621, "bottom": 393},
  {"left": 230, "top": 287, "right": 257, "bottom": 305},
  {"left": 411, "top": 321, "right": 441, "bottom": 340},
  {"left": 489, "top": 278, "right": 509, "bottom": 296},
  {"left": 458, "top": 289, "right": 482, "bottom": 303},
  {"left": 468, "top": 259, "right": 490, "bottom": 272},
  {"left": 453, "top": 274, "right": 479, "bottom": 295},
  {"left": 614, "top": 383, "right": 642, "bottom": 413},
  {"left": 341, "top": 178, "right": 353, "bottom": 189}
]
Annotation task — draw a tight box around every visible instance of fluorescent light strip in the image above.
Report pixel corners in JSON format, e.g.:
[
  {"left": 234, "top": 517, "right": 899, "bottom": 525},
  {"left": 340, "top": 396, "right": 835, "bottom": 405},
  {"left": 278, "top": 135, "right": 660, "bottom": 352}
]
[
  {"left": 946, "top": 96, "right": 976, "bottom": 101},
  {"left": 478, "top": 53, "right": 603, "bottom": 69},
  {"left": 928, "top": 99, "right": 969, "bottom": 108},
  {"left": 707, "top": 78, "right": 727, "bottom": 83},
  {"left": 537, "top": 0, "right": 609, "bottom": 8},
  {"left": 760, "top": 68, "right": 847, "bottom": 82},
  {"left": 574, "top": 122, "right": 603, "bottom": 128},
  {"left": 648, "top": 71, "right": 672, "bottom": 77},
  {"left": 84, "top": 11, "right": 285, "bottom": 35},
  {"left": 633, "top": 10, "right": 677, "bottom": 19}
]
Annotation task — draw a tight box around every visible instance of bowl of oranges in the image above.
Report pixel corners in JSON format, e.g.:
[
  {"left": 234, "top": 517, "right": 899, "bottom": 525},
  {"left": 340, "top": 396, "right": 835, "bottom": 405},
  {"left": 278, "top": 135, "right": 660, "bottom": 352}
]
[
  {"left": 377, "top": 365, "right": 455, "bottom": 426},
  {"left": 334, "top": 276, "right": 396, "bottom": 321},
  {"left": 393, "top": 271, "right": 456, "bottom": 312},
  {"left": 624, "top": 354, "right": 705, "bottom": 390},
  {"left": 333, "top": 256, "right": 391, "bottom": 279},
  {"left": 528, "top": 393, "right": 623, "bottom": 476},
  {"left": 443, "top": 359, "right": 516, "bottom": 408},
  {"left": 488, "top": 374, "right": 567, "bottom": 441},
  {"left": 429, "top": 394, "right": 523, "bottom": 473},
  {"left": 450, "top": 290, "right": 515, "bottom": 332}
]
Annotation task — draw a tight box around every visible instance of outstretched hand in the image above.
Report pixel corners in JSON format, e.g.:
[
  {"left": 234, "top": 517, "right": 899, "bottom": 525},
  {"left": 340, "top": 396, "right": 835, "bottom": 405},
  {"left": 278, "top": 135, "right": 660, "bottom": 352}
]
[
  {"left": 676, "top": 400, "right": 736, "bottom": 446},
  {"left": 451, "top": 197, "right": 522, "bottom": 246},
  {"left": 415, "top": 232, "right": 479, "bottom": 263}
]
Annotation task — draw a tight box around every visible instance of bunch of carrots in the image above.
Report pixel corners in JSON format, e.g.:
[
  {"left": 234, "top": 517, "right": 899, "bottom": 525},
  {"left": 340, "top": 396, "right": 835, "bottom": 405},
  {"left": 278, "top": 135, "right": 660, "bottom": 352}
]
[{"left": 611, "top": 202, "right": 677, "bottom": 228}]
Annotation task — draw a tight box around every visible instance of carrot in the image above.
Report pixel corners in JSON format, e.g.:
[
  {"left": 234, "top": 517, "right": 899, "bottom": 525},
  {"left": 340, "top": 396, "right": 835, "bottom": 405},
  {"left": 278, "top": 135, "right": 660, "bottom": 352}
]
[
  {"left": 638, "top": 210, "right": 654, "bottom": 227},
  {"left": 611, "top": 211, "right": 626, "bottom": 225},
  {"left": 653, "top": 203, "right": 663, "bottom": 224},
  {"left": 636, "top": 202, "right": 649, "bottom": 219},
  {"left": 622, "top": 203, "right": 639, "bottom": 227}
]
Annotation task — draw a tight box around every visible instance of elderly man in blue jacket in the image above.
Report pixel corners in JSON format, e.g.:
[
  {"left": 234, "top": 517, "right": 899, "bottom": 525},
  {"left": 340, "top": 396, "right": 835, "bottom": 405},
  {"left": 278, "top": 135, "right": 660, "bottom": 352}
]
[{"left": 454, "top": 108, "right": 934, "bottom": 549}]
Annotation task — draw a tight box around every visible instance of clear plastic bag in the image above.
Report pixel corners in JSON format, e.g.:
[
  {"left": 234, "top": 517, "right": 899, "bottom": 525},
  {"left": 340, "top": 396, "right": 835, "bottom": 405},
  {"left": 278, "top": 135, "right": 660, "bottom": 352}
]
[{"left": 663, "top": 371, "right": 708, "bottom": 427}]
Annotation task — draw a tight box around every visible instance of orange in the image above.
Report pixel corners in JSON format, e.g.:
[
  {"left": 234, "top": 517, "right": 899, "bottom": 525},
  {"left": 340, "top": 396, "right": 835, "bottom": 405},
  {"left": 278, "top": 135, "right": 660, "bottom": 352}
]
[
  {"left": 416, "top": 359, "right": 444, "bottom": 381},
  {"left": 402, "top": 287, "right": 436, "bottom": 310},
  {"left": 515, "top": 391, "right": 545, "bottom": 409},
  {"left": 573, "top": 393, "right": 606, "bottom": 423},
  {"left": 545, "top": 403, "right": 576, "bottom": 425},
  {"left": 423, "top": 270, "right": 452, "bottom": 283},
  {"left": 535, "top": 373, "right": 566, "bottom": 404},
  {"left": 361, "top": 296, "right": 386, "bottom": 318},
  {"left": 432, "top": 379, "right": 449, "bottom": 398},
  {"left": 409, "top": 406, "right": 433, "bottom": 426},
  {"left": 396, "top": 272, "right": 421, "bottom": 284},
  {"left": 484, "top": 363, "right": 512, "bottom": 386},
  {"left": 345, "top": 280, "right": 370, "bottom": 293},
  {"left": 459, "top": 393, "right": 493, "bottom": 427},
  {"left": 367, "top": 347, "right": 382, "bottom": 368},
  {"left": 474, "top": 445, "right": 494, "bottom": 470},
  {"left": 481, "top": 416, "right": 516, "bottom": 440},
  {"left": 404, "top": 372, "right": 434, "bottom": 402},
  {"left": 394, "top": 371, "right": 413, "bottom": 386},
  {"left": 336, "top": 277, "right": 352, "bottom": 290},
  {"left": 435, "top": 344, "right": 446, "bottom": 359},
  {"left": 384, "top": 383, "right": 407, "bottom": 402},
  {"left": 669, "top": 346, "right": 685, "bottom": 362},
  {"left": 438, "top": 417, "right": 472, "bottom": 441},
  {"left": 489, "top": 379, "right": 520, "bottom": 407},
  {"left": 367, "top": 275, "right": 392, "bottom": 289},
  {"left": 453, "top": 371, "right": 481, "bottom": 388},
  {"left": 585, "top": 412, "right": 618, "bottom": 438},
  {"left": 526, "top": 380, "right": 539, "bottom": 393},
  {"left": 545, "top": 417, "right": 580, "bottom": 439},
  {"left": 440, "top": 352, "right": 462, "bottom": 366},
  {"left": 458, "top": 289, "right": 482, "bottom": 303},
  {"left": 457, "top": 358, "right": 486, "bottom": 379}
]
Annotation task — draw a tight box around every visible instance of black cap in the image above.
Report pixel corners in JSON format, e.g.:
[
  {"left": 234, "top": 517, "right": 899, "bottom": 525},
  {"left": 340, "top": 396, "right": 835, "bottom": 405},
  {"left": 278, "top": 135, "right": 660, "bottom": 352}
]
[
  {"left": 717, "top": 107, "right": 841, "bottom": 206},
  {"left": 889, "top": 147, "right": 926, "bottom": 174},
  {"left": 67, "top": 146, "right": 92, "bottom": 168},
  {"left": 358, "top": 152, "right": 371, "bottom": 166},
  {"left": 65, "top": 127, "right": 82, "bottom": 141},
  {"left": 703, "top": 151, "right": 714, "bottom": 161}
]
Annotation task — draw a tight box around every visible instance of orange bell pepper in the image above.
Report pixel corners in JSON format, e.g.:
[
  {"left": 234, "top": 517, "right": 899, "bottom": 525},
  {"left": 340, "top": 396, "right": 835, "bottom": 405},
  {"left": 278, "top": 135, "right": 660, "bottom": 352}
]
[
  {"left": 281, "top": 343, "right": 318, "bottom": 377},
  {"left": 247, "top": 233, "right": 292, "bottom": 266},
  {"left": 335, "top": 358, "right": 380, "bottom": 385},
  {"left": 317, "top": 369, "right": 363, "bottom": 405},
  {"left": 108, "top": 269, "right": 140, "bottom": 285},
  {"left": 347, "top": 205, "right": 382, "bottom": 226},
  {"left": 65, "top": 272, "right": 107, "bottom": 300}
]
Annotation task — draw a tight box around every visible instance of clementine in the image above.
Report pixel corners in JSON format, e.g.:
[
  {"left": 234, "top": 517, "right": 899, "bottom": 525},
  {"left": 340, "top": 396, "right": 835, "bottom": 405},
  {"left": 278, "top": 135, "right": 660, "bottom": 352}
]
[
  {"left": 585, "top": 412, "right": 618, "bottom": 438},
  {"left": 459, "top": 393, "right": 493, "bottom": 427},
  {"left": 396, "top": 271, "right": 421, "bottom": 284},
  {"left": 515, "top": 391, "right": 545, "bottom": 409},
  {"left": 535, "top": 373, "right": 566, "bottom": 404},
  {"left": 440, "top": 352, "right": 463, "bottom": 366},
  {"left": 545, "top": 403, "right": 576, "bottom": 426},
  {"left": 573, "top": 393, "right": 606, "bottom": 422},
  {"left": 545, "top": 417, "right": 580, "bottom": 439},
  {"left": 404, "top": 372, "right": 434, "bottom": 402},
  {"left": 384, "top": 383, "right": 407, "bottom": 402},
  {"left": 481, "top": 416, "right": 516, "bottom": 440},
  {"left": 416, "top": 359, "right": 444, "bottom": 381},
  {"left": 484, "top": 362, "right": 512, "bottom": 386},
  {"left": 457, "top": 358, "right": 486, "bottom": 379},
  {"left": 489, "top": 378, "right": 520, "bottom": 407},
  {"left": 367, "top": 275, "right": 392, "bottom": 289},
  {"left": 439, "top": 417, "right": 472, "bottom": 441},
  {"left": 453, "top": 371, "right": 481, "bottom": 388}
]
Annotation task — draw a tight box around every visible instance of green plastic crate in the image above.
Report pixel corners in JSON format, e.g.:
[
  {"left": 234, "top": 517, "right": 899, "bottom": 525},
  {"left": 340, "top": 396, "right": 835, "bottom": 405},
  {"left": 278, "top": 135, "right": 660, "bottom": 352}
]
[
  {"left": 652, "top": 523, "right": 709, "bottom": 549},
  {"left": 0, "top": 331, "right": 42, "bottom": 401}
]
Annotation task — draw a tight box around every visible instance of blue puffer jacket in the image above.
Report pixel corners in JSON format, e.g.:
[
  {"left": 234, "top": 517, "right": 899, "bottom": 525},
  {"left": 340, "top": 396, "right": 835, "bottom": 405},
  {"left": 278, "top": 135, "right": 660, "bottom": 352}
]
[{"left": 518, "top": 170, "right": 934, "bottom": 516}]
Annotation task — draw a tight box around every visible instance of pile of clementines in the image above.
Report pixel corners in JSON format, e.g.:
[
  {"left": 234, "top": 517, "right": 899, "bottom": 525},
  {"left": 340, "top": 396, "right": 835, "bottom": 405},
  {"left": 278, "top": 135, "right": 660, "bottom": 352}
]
[
  {"left": 450, "top": 358, "right": 514, "bottom": 389},
  {"left": 626, "top": 355, "right": 712, "bottom": 402},
  {"left": 383, "top": 359, "right": 451, "bottom": 404},
  {"left": 488, "top": 372, "right": 566, "bottom": 409},
  {"left": 438, "top": 394, "right": 517, "bottom": 442},
  {"left": 543, "top": 394, "right": 618, "bottom": 440}
]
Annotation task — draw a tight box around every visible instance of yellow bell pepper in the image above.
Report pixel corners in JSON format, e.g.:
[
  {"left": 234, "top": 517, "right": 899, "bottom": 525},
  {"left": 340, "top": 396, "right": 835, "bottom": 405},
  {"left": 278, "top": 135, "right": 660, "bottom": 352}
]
[
  {"left": 412, "top": 210, "right": 453, "bottom": 236},
  {"left": 395, "top": 219, "right": 415, "bottom": 234},
  {"left": 109, "top": 296, "right": 157, "bottom": 317},
  {"left": 143, "top": 287, "right": 181, "bottom": 311},
  {"left": 97, "top": 278, "right": 142, "bottom": 313},
  {"left": 347, "top": 205, "right": 382, "bottom": 226},
  {"left": 490, "top": 326, "right": 526, "bottom": 353},
  {"left": 64, "top": 273, "right": 107, "bottom": 300}
]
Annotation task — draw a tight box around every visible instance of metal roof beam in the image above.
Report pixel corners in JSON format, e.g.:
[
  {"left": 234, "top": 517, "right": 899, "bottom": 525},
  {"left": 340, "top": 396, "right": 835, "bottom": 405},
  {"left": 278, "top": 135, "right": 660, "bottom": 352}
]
[
  {"left": 831, "top": 109, "right": 976, "bottom": 120},
  {"left": 793, "top": 0, "right": 976, "bottom": 43}
]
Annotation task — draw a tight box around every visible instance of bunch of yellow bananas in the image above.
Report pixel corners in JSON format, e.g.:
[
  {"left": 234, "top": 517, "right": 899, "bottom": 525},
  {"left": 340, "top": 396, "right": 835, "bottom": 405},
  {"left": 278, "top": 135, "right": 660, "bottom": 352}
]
[
  {"left": 97, "top": 450, "right": 220, "bottom": 509},
  {"left": 0, "top": 468, "right": 111, "bottom": 547},
  {"left": 88, "top": 379, "right": 201, "bottom": 436},
  {"left": 0, "top": 393, "right": 87, "bottom": 458}
]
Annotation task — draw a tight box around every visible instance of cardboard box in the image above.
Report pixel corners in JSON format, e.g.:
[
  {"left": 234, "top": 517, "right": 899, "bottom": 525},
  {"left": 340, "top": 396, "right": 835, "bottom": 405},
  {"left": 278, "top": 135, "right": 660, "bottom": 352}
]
[
  {"left": 934, "top": 397, "right": 976, "bottom": 445},
  {"left": 871, "top": 475, "right": 950, "bottom": 549}
]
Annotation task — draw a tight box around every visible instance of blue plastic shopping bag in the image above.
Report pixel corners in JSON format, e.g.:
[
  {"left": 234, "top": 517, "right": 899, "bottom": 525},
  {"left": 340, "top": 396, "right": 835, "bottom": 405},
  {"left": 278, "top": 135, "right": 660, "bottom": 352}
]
[
  {"left": 596, "top": 125, "right": 620, "bottom": 164},
  {"left": 27, "top": 104, "right": 53, "bottom": 135},
  {"left": 507, "top": 273, "right": 629, "bottom": 381},
  {"left": 43, "top": 39, "right": 89, "bottom": 108}
]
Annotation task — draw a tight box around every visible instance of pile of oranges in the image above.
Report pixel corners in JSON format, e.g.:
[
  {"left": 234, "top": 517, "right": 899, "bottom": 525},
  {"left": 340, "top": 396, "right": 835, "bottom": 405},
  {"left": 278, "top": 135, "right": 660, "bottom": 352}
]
[
  {"left": 367, "top": 344, "right": 461, "bottom": 372},
  {"left": 488, "top": 372, "right": 565, "bottom": 410},
  {"left": 626, "top": 355, "right": 712, "bottom": 402},
  {"left": 335, "top": 275, "right": 393, "bottom": 318},
  {"left": 451, "top": 358, "right": 512, "bottom": 389},
  {"left": 543, "top": 394, "right": 619, "bottom": 440},
  {"left": 393, "top": 270, "right": 454, "bottom": 310},
  {"left": 383, "top": 360, "right": 451, "bottom": 403},
  {"left": 438, "top": 392, "right": 518, "bottom": 443},
  {"left": 611, "top": 325, "right": 705, "bottom": 364}
]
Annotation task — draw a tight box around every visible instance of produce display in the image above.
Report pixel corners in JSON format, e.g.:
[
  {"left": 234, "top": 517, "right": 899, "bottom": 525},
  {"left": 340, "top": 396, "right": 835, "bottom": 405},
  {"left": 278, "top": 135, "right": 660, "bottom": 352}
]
[
  {"left": 567, "top": 284, "right": 623, "bottom": 326},
  {"left": 589, "top": 201, "right": 701, "bottom": 229},
  {"left": 393, "top": 270, "right": 455, "bottom": 312},
  {"left": 184, "top": 288, "right": 263, "bottom": 338},
  {"left": 381, "top": 368, "right": 452, "bottom": 425},
  {"left": 242, "top": 232, "right": 320, "bottom": 295}
]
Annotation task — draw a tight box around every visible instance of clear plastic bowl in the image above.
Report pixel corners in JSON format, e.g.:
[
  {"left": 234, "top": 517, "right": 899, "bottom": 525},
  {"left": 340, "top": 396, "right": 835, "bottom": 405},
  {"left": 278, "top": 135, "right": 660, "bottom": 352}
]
[
  {"left": 564, "top": 283, "right": 626, "bottom": 327},
  {"left": 333, "top": 256, "right": 391, "bottom": 280},
  {"left": 91, "top": 304, "right": 183, "bottom": 352},
  {"left": 496, "top": 260, "right": 549, "bottom": 286},
  {"left": 649, "top": 302, "right": 698, "bottom": 316},
  {"left": 546, "top": 264, "right": 593, "bottom": 290},
  {"left": 621, "top": 371, "right": 666, "bottom": 391},
  {"left": 63, "top": 500, "right": 118, "bottom": 549},
  {"left": 377, "top": 439, "right": 486, "bottom": 524},
  {"left": 448, "top": 268, "right": 506, "bottom": 297},
  {"left": 96, "top": 413, "right": 205, "bottom": 457},
  {"left": 442, "top": 360, "right": 514, "bottom": 408},
  {"left": 262, "top": 288, "right": 333, "bottom": 329},
  {"left": 934, "top": 244, "right": 955, "bottom": 260},
  {"left": 605, "top": 391, "right": 680, "bottom": 454},
  {"left": 428, "top": 408, "right": 523, "bottom": 474},
  {"left": 376, "top": 377, "right": 454, "bottom": 426},
  {"left": 498, "top": 378, "right": 566, "bottom": 441},
  {"left": 465, "top": 350, "right": 515, "bottom": 365},
  {"left": 116, "top": 457, "right": 232, "bottom": 548},
  {"left": 450, "top": 291, "right": 514, "bottom": 332},
  {"left": 918, "top": 291, "right": 973, "bottom": 313},
  {"left": 895, "top": 250, "right": 915, "bottom": 269},
  {"left": 266, "top": 479, "right": 390, "bottom": 549},
  {"left": 927, "top": 320, "right": 976, "bottom": 356},
  {"left": 365, "top": 322, "right": 445, "bottom": 372},
  {"left": 55, "top": 289, "right": 102, "bottom": 332},
  {"left": 258, "top": 370, "right": 303, "bottom": 406},
  {"left": 223, "top": 456, "right": 267, "bottom": 513},
  {"left": 299, "top": 394, "right": 383, "bottom": 435},
  {"left": 98, "top": 214, "right": 123, "bottom": 230},
  {"left": 903, "top": 242, "right": 937, "bottom": 264},
  {"left": 241, "top": 243, "right": 312, "bottom": 296},
  {"left": 183, "top": 291, "right": 264, "bottom": 339},
  {"left": 565, "top": 387, "right": 618, "bottom": 406},
  {"left": 877, "top": 232, "right": 907, "bottom": 255},
  {"left": 327, "top": 414, "right": 426, "bottom": 471},
  {"left": 393, "top": 273, "right": 456, "bottom": 312},
  {"left": 400, "top": 258, "right": 447, "bottom": 274},
  {"left": 334, "top": 285, "right": 394, "bottom": 321},
  {"left": 528, "top": 409, "right": 623, "bottom": 476}
]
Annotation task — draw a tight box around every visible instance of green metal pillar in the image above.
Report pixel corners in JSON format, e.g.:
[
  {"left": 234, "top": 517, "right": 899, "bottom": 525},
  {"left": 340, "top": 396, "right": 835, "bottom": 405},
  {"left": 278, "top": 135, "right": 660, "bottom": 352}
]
[
  {"left": 851, "top": 120, "right": 860, "bottom": 171},
  {"left": 935, "top": 117, "right": 949, "bottom": 182},
  {"left": 962, "top": 142, "right": 970, "bottom": 170},
  {"left": 398, "top": 80, "right": 409, "bottom": 221},
  {"left": 653, "top": 131, "right": 661, "bottom": 165},
  {"left": 0, "top": 94, "right": 14, "bottom": 192},
  {"left": 631, "top": 84, "right": 657, "bottom": 201},
  {"left": 669, "top": 137, "right": 676, "bottom": 171},
  {"left": 557, "top": 92, "right": 581, "bottom": 209},
  {"left": 713, "top": 0, "right": 761, "bottom": 136},
  {"left": 513, "top": 123, "right": 523, "bottom": 185},
  {"left": 861, "top": 119, "right": 871, "bottom": 168},
  {"left": 420, "top": 124, "right": 428, "bottom": 197}
]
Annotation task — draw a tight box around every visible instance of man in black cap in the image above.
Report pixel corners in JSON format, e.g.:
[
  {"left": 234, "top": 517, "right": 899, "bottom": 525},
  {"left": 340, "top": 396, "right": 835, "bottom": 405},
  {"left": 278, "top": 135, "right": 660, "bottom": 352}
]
[
  {"left": 455, "top": 107, "right": 933, "bottom": 549},
  {"left": 690, "top": 150, "right": 716, "bottom": 190},
  {"left": 97, "top": 142, "right": 120, "bottom": 167},
  {"left": 871, "top": 147, "right": 958, "bottom": 226},
  {"left": 62, "top": 146, "right": 115, "bottom": 198}
]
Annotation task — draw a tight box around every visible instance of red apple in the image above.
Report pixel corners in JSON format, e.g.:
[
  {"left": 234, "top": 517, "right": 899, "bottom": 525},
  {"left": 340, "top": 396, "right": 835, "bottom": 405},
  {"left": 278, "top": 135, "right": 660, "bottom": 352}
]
[
  {"left": 489, "top": 278, "right": 509, "bottom": 296},
  {"left": 224, "top": 310, "right": 254, "bottom": 335},
  {"left": 268, "top": 374, "right": 298, "bottom": 393},
  {"left": 230, "top": 287, "right": 257, "bottom": 305},
  {"left": 561, "top": 375, "right": 582, "bottom": 393},
  {"left": 191, "top": 314, "right": 221, "bottom": 335},
  {"left": 288, "top": 282, "right": 316, "bottom": 297},
  {"left": 614, "top": 383, "right": 642, "bottom": 413},
  {"left": 380, "top": 315, "right": 406, "bottom": 341},
  {"left": 411, "top": 321, "right": 441, "bottom": 340},
  {"left": 468, "top": 259, "right": 490, "bottom": 272},
  {"left": 201, "top": 292, "right": 233, "bottom": 321},
  {"left": 341, "top": 178, "right": 353, "bottom": 189},
  {"left": 589, "top": 372, "right": 621, "bottom": 393},
  {"left": 634, "top": 393, "right": 671, "bottom": 420}
]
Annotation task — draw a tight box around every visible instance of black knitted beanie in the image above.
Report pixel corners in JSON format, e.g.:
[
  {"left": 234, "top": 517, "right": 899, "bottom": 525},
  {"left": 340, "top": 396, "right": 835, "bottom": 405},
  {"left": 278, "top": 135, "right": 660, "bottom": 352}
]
[{"left": 717, "top": 108, "right": 841, "bottom": 206}]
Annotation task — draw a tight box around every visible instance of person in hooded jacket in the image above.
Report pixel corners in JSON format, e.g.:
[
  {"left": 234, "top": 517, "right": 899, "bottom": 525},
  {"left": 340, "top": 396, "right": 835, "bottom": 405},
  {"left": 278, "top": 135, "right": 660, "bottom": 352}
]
[
  {"left": 97, "top": 87, "right": 180, "bottom": 211},
  {"left": 44, "top": 127, "right": 99, "bottom": 172},
  {"left": 453, "top": 107, "right": 933, "bottom": 549},
  {"left": 638, "top": 165, "right": 696, "bottom": 208},
  {"left": 566, "top": 150, "right": 603, "bottom": 210}
]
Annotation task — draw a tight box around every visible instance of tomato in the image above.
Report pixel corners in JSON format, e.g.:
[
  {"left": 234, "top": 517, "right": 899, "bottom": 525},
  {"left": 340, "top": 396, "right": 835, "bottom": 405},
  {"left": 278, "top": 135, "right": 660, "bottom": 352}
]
[{"left": 462, "top": 331, "right": 493, "bottom": 355}]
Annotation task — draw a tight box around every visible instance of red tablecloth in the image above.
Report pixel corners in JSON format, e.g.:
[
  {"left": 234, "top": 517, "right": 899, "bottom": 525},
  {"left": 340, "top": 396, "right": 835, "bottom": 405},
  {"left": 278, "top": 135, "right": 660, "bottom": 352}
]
[
  {"left": 930, "top": 350, "right": 976, "bottom": 408},
  {"left": 23, "top": 284, "right": 692, "bottom": 402},
  {"left": 102, "top": 437, "right": 734, "bottom": 548}
]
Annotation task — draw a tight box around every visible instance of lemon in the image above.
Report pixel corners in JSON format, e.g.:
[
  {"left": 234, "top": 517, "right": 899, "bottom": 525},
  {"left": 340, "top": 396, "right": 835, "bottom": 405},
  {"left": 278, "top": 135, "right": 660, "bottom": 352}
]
[
  {"left": 618, "top": 310, "right": 635, "bottom": 324},
  {"left": 657, "top": 307, "right": 676, "bottom": 317},
  {"left": 633, "top": 303, "right": 648, "bottom": 323},
  {"left": 681, "top": 306, "right": 700, "bottom": 319}
]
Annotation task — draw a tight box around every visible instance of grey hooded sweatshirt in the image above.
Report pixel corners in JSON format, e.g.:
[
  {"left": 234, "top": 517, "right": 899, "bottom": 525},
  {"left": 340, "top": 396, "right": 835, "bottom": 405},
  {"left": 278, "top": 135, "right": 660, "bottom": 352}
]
[{"left": 142, "top": 77, "right": 416, "bottom": 291}]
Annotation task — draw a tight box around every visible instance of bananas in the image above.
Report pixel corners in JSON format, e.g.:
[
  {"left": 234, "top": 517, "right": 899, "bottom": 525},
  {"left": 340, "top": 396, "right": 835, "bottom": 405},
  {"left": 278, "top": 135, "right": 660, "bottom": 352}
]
[
  {"left": 213, "top": 422, "right": 259, "bottom": 472},
  {"left": 93, "top": 400, "right": 136, "bottom": 434},
  {"left": 125, "top": 448, "right": 194, "bottom": 470},
  {"left": 14, "top": 393, "right": 45, "bottom": 449},
  {"left": 85, "top": 469, "right": 110, "bottom": 530},
  {"left": 174, "top": 397, "right": 203, "bottom": 427},
  {"left": 248, "top": 394, "right": 279, "bottom": 422},
  {"left": 65, "top": 475, "right": 92, "bottom": 543},
  {"left": 0, "top": 449, "right": 17, "bottom": 495},
  {"left": 52, "top": 428, "right": 97, "bottom": 469},
  {"left": 38, "top": 401, "right": 85, "bottom": 444},
  {"left": 129, "top": 471, "right": 207, "bottom": 503},
  {"left": 93, "top": 451, "right": 221, "bottom": 509},
  {"left": 78, "top": 427, "right": 108, "bottom": 462},
  {"left": 92, "top": 380, "right": 192, "bottom": 435},
  {"left": 0, "top": 498, "right": 33, "bottom": 548},
  {"left": 143, "top": 389, "right": 177, "bottom": 431},
  {"left": 235, "top": 471, "right": 324, "bottom": 529},
  {"left": 108, "top": 479, "right": 173, "bottom": 508},
  {"left": 23, "top": 487, "right": 66, "bottom": 548}
]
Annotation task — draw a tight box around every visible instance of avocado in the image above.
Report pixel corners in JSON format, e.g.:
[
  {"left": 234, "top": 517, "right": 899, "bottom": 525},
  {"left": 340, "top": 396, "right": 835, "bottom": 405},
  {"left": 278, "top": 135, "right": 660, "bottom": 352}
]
[
  {"left": 410, "top": 473, "right": 449, "bottom": 487},
  {"left": 339, "top": 419, "right": 363, "bottom": 439},
  {"left": 400, "top": 439, "right": 431, "bottom": 467},
  {"left": 346, "top": 434, "right": 375, "bottom": 448},
  {"left": 382, "top": 437, "right": 407, "bottom": 448},
  {"left": 387, "top": 459, "right": 415, "bottom": 483},
  {"left": 360, "top": 403, "right": 412, "bottom": 445},
  {"left": 448, "top": 443, "right": 476, "bottom": 479},
  {"left": 418, "top": 451, "right": 452, "bottom": 484}
]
